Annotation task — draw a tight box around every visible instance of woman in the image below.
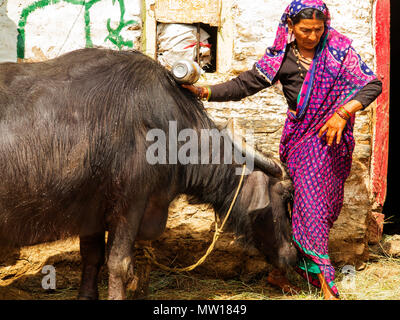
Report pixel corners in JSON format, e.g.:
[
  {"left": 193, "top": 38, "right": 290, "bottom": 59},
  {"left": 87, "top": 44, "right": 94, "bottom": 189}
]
[{"left": 183, "top": 0, "right": 382, "bottom": 299}]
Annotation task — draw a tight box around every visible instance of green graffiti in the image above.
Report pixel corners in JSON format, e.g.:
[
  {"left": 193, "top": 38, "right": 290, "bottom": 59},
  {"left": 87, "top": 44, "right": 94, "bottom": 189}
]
[
  {"left": 104, "top": 0, "right": 137, "bottom": 50},
  {"left": 17, "top": 0, "right": 137, "bottom": 59}
]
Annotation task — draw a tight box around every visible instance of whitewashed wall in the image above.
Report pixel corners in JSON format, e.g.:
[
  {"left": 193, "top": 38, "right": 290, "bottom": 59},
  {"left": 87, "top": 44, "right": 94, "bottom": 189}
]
[
  {"left": 0, "top": 1, "right": 17, "bottom": 62},
  {"left": 0, "top": 0, "right": 142, "bottom": 62}
]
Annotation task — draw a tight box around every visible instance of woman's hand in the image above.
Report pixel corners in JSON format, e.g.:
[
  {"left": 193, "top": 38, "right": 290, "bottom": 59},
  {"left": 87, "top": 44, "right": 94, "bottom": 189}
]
[
  {"left": 181, "top": 84, "right": 199, "bottom": 95},
  {"left": 318, "top": 100, "right": 363, "bottom": 146},
  {"left": 181, "top": 84, "right": 207, "bottom": 99},
  {"left": 318, "top": 113, "right": 348, "bottom": 146}
]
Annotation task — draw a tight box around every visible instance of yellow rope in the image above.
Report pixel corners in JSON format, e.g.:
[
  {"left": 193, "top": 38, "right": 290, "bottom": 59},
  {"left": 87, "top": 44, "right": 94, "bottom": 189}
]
[{"left": 142, "top": 164, "right": 247, "bottom": 273}]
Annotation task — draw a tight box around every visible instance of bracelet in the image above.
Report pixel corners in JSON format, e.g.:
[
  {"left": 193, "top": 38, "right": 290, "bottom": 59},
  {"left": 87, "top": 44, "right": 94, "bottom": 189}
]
[
  {"left": 206, "top": 86, "right": 212, "bottom": 101},
  {"left": 336, "top": 108, "right": 350, "bottom": 121},
  {"left": 201, "top": 86, "right": 211, "bottom": 101},
  {"left": 341, "top": 106, "right": 352, "bottom": 118}
]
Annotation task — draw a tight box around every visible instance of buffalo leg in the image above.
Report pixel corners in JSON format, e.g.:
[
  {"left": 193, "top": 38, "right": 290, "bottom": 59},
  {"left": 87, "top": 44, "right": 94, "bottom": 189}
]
[
  {"left": 129, "top": 240, "right": 153, "bottom": 299},
  {"left": 78, "top": 232, "right": 105, "bottom": 300},
  {"left": 106, "top": 205, "right": 144, "bottom": 300}
]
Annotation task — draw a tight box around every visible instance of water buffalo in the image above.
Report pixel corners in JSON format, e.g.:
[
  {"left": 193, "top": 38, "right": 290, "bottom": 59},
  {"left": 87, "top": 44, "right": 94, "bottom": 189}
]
[{"left": 0, "top": 48, "right": 297, "bottom": 299}]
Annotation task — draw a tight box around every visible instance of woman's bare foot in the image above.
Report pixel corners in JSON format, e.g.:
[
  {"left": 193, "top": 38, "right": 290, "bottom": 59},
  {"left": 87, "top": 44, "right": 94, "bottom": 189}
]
[
  {"left": 317, "top": 273, "right": 340, "bottom": 300},
  {"left": 266, "top": 268, "right": 301, "bottom": 295}
]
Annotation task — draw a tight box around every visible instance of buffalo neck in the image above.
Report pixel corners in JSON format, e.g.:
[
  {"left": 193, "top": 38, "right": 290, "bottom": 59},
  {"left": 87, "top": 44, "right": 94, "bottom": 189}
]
[{"left": 181, "top": 163, "right": 246, "bottom": 219}]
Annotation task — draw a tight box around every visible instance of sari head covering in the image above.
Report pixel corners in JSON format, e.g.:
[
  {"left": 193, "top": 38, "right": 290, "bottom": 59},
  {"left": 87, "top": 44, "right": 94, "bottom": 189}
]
[
  {"left": 256, "top": 0, "right": 331, "bottom": 84},
  {"left": 256, "top": 0, "right": 378, "bottom": 297}
]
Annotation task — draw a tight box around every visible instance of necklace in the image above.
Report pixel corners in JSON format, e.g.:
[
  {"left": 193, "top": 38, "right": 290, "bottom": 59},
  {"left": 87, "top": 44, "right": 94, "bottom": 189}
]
[
  {"left": 292, "top": 43, "right": 313, "bottom": 78},
  {"left": 293, "top": 43, "right": 313, "bottom": 64}
]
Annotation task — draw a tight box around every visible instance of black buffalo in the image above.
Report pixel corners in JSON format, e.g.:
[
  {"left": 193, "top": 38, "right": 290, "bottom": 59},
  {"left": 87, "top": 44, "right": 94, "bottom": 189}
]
[{"left": 0, "top": 48, "right": 297, "bottom": 299}]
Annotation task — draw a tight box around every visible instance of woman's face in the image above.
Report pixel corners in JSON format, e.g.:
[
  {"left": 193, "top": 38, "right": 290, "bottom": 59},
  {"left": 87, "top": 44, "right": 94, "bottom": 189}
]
[{"left": 288, "top": 18, "right": 325, "bottom": 51}]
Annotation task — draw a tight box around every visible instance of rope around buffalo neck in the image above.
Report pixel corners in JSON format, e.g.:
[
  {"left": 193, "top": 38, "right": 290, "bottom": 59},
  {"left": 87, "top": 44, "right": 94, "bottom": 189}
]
[{"left": 141, "top": 164, "right": 247, "bottom": 273}]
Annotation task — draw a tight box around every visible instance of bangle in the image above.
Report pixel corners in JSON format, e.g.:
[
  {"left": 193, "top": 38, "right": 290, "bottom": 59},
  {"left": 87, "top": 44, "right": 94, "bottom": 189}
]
[
  {"left": 341, "top": 106, "right": 352, "bottom": 118},
  {"left": 336, "top": 108, "right": 350, "bottom": 121},
  {"left": 201, "top": 86, "right": 211, "bottom": 101},
  {"left": 206, "top": 86, "right": 211, "bottom": 101}
]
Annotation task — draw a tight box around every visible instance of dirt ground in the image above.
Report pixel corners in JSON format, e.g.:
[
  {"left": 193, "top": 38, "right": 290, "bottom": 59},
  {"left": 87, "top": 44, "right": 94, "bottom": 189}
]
[{"left": 0, "top": 236, "right": 399, "bottom": 300}]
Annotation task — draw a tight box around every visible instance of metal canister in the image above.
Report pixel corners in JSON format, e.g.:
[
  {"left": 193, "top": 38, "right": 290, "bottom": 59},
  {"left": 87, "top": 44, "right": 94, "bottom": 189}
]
[{"left": 171, "top": 59, "right": 202, "bottom": 84}]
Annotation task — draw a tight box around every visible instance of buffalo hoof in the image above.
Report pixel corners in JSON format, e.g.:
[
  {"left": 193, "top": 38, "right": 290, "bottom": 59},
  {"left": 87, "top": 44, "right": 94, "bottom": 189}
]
[{"left": 266, "top": 268, "right": 301, "bottom": 295}]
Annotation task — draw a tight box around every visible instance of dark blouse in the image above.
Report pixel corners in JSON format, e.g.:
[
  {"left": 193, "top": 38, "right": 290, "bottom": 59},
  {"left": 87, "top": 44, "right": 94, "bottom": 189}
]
[{"left": 208, "top": 46, "right": 382, "bottom": 111}]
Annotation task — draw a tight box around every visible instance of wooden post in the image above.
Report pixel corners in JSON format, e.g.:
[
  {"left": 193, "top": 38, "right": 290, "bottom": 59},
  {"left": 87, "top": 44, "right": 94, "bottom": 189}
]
[{"left": 196, "top": 23, "right": 201, "bottom": 64}]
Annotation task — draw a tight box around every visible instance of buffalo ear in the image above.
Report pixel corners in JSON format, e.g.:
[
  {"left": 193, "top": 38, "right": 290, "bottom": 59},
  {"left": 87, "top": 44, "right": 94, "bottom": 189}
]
[
  {"left": 247, "top": 186, "right": 271, "bottom": 212},
  {"left": 242, "top": 171, "right": 271, "bottom": 212}
]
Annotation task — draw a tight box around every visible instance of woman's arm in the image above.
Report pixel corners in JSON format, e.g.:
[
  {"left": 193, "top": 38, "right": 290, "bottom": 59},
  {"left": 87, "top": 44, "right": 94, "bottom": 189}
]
[
  {"left": 351, "top": 78, "right": 383, "bottom": 110},
  {"left": 182, "top": 63, "right": 272, "bottom": 102},
  {"left": 318, "top": 79, "right": 383, "bottom": 146},
  {"left": 207, "top": 64, "right": 272, "bottom": 102}
]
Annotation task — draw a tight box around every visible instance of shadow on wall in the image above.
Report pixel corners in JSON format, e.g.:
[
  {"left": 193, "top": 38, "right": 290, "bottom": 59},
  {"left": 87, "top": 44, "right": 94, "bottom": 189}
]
[{"left": 0, "top": 0, "right": 17, "bottom": 63}]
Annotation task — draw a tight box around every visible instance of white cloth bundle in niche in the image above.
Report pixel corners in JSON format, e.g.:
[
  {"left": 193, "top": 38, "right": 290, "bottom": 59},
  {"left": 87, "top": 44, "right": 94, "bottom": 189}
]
[{"left": 157, "top": 23, "right": 212, "bottom": 70}]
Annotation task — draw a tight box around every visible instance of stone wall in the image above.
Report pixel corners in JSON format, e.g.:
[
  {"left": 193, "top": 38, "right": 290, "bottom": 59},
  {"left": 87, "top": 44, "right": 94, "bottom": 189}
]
[{"left": 0, "top": 0, "right": 380, "bottom": 275}]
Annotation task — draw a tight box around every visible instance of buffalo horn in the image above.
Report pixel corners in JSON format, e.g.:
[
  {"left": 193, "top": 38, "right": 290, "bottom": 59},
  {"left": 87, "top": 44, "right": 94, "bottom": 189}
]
[{"left": 220, "top": 119, "right": 283, "bottom": 178}]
